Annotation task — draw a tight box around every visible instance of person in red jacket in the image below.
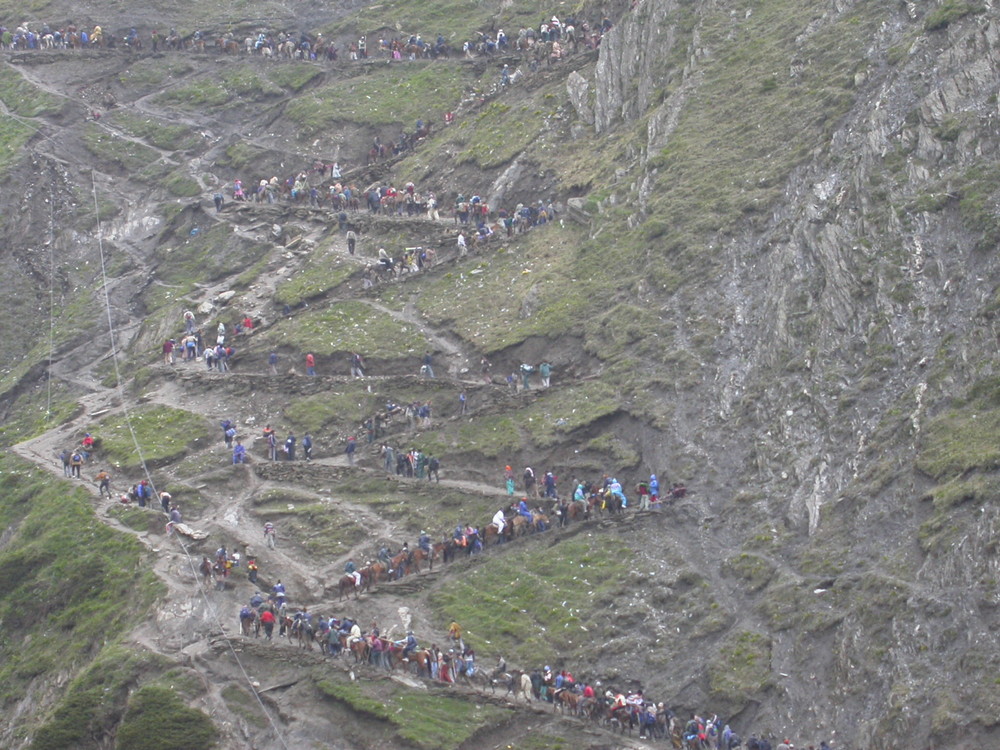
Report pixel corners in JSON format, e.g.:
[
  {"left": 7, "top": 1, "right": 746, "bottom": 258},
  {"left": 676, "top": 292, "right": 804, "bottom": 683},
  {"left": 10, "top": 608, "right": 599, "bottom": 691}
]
[
  {"left": 259, "top": 608, "right": 276, "bottom": 640},
  {"left": 305, "top": 352, "right": 316, "bottom": 376}
]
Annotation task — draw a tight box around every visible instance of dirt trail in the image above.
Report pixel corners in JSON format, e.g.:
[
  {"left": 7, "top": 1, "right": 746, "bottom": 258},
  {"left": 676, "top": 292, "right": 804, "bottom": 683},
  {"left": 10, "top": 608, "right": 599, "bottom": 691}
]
[{"left": 0, "top": 44, "right": 676, "bottom": 750}]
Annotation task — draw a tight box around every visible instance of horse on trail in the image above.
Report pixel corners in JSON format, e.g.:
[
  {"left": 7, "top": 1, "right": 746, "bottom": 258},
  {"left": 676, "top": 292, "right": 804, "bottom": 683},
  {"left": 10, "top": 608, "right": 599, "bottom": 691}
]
[
  {"left": 365, "top": 562, "right": 386, "bottom": 585},
  {"left": 338, "top": 571, "right": 368, "bottom": 600},
  {"left": 405, "top": 648, "right": 433, "bottom": 678},
  {"left": 291, "top": 616, "right": 315, "bottom": 650},
  {"left": 411, "top": 547, "right": 432, "bottom": 572},
  {"left": 389, "top": 550, "right": 411, "bottom": 579},
  {"left": 483, "top": 521, "right": 512, "bottom": 546},
  {"left": 554, "top": 688, "right": 581, "bottom": 715},
  {"left": 608, "top": 706, "right": 635, "bottom": 736},
  {"left": 343, "top": 635, "right": 369, "bottom": 664}
]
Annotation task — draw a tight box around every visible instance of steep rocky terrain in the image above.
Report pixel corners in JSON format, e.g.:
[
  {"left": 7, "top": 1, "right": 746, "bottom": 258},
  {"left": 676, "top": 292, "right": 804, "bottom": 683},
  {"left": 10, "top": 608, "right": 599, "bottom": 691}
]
[{"left": 0, "top": 1, "right": 999, "bottom": 749}]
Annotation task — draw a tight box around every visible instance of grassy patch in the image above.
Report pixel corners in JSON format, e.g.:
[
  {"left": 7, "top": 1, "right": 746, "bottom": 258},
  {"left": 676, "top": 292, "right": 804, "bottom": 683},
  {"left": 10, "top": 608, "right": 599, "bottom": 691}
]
[
  {"left": 924, "top": 1, "right": 982, "bottom": 31},
  {"left": 333, "top": 476, "right": 500, "bottom": 539},
  {"left": 28, "top": 647, "right": 165, "bottom": 750},
  {"left": 118, "top": 58, "right": 194, "bottom": 89},
  {"left": 221, "top": 685, "right": 269, "bottom": 729},
  {"left": 708, "top": 631, "right": 773, "bottom": 707},
  {"left": 88, "top": 404, "right": 210, "bottom": 470},
  {"left": 282, "top": 388, "right": 380, "bottom": 434},
  {"left": 107, "top": 111, "right": 201, "bottom": 152},
  {"left": 163, "top": 169, "right": 203, "bottom": 197},
  {"left": 516, "top": 381, "right": 620, "bottom": 448},
  {"left": 285, "top": 63, "right": 469, "bottom": 133},
  {"left": 0, "top": 66, "right": 64, "bottom": 117},
  {"left": 0, "top": 116, "right": 33, "bottom": 176},
  {"left": 273, "top": 243, "right": 357, "bottom": 306},
  {"left": 429, "top": 536, "right": 634, "bottom": 665},
  {"left": 267, "top": 63, "right": 323, "bottom": 92},
  {"left": 416, "top": 229, "right": 592, "bottom": 352},
  {"left": 0, "top": 454, "right": 162, "bottom": 708},
  {"left": 262, "top": 300, "right": 431, "bottom": 359},
  {"left": 413, "top": 413, "right": 522, "bottom": 461},
  {"left": 152, "top": 216, "right": 272, "bottom": 307},
  {"left": 323, "top": 0, "right": 541, "bottom": 43},
  {"left": 455, "top": 100, "right": 547, "bottom": 170},
  {"left": 252, "top": 496, "right": 368, "bottom": 557},
  {"left": 157, "top": 69, "right": 282, "bottom": 110},
  {"left": 917, "top": 378, "right": 1000, "bottom": 479},
  {"left": 721, "top": 553, "right": 777, "bottom": 593},
  {"left": 83, "top": 123, "right": 162, "bottom": 176},
  {"left": 114, "top": 685, "right": 218, "bottom": 750},
  {"left": 216, "top": 140, "right": 270, "bottom": 172},
  {"left": 929, "top": 473, "right": 1000, "bottom": 511},
  {"left": 316, "top": 676, "right": 508, "bottom": 750},
  {"left": 0, "top": 382, "right": 80, "bottom": 447},
  {"left": 955, "top": 165, "right": 1000, "bottom": 250}
]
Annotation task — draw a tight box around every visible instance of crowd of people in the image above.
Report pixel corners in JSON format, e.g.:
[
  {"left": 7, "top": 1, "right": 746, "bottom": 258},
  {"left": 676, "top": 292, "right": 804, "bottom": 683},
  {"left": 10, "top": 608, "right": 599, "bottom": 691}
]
[
  {"left": 1, "top": 8, "right": 615, "bottom": 59},
  {"left": 228, "top": 552, "right": 827, "bottom": 750}
]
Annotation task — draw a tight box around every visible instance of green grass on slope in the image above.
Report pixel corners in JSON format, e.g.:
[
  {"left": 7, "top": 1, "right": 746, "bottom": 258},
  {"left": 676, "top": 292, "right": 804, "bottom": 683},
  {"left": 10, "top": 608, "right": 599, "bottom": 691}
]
[
  {"left": 150, "top": 219, "right": 272, "bottom": 311},
  {"left": 252, "top": 489, "right": 368, "bottom": 557},
  {"left": 329, "top": 475, "right": 499, "bottom": 540},
  {"left": 317, "top": 675, "right": 509, "bottom": 750},
  {"left": 0, "top": 382, "right": 79, "bottom": 447},
  {"left": 285, "top": 63, "right": 471, "bottom": 134},
  {"left": 156, "top": 68, "right": 283, "bottom": 110},
  {"left": 114, "top": 685, "right": 218, "bottom": 750},
  {"left": 0, "top": 117, "right": 33, "bottom": 177},
  {"left": 28, "top": 647, "right": 164, "bottom": 750},
  {"left": 273, "top": 241, "right": 357, "bottom": 307},
  {"left": 106, "top": 111, "right": 200, "bottom": 152},
  {"left": 413, "top": 381, "right": 620, "bottom": 460},
  {"left": 260, "top": 300, "right": 431, "bottom": 360},
  {"left": 429, "top": 536, "right": 635, "bottom": 666},
  {"left": 416, "top": 227, "right": 593, "bottom": 353},
  {"left": 640, "top": 1, "right": 874, "bottom": 270},
  {"left": 0, "top": 66, "right": 64, "bottom": 117},
  {"left": 0, "top": 454, "right": 162, "bottom": 712},
  {"left": 917, "top": 376, "right": 1000, "bottom": 481},
  {"left": 88, "top": 404, "right": 210, "bottom": 470}
]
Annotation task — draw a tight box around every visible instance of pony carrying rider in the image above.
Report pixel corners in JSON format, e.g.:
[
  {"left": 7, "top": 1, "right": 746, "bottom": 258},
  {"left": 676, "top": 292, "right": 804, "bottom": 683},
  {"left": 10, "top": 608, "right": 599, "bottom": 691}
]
[
  {"left": 345, "top": 559, "right": 362, "bottom": 588},
  {"left": 517, "top": 497, "right": 533, "bottom": 524}
]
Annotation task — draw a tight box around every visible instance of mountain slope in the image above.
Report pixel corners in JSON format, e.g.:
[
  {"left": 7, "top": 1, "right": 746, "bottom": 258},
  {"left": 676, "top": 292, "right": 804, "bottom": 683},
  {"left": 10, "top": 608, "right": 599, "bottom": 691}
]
[{"left": 0, "top": 1, "right": 998, "bottom": 748}]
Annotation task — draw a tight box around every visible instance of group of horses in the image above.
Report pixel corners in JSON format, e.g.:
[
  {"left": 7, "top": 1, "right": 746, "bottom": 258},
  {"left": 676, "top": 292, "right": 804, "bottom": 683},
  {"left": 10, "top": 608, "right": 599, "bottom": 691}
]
[
  {"left": 330, "top": 485, "right": 636, "bottom": 602},
  {"left": 237, "top": 604, "right": 693, "bottom": 746}
]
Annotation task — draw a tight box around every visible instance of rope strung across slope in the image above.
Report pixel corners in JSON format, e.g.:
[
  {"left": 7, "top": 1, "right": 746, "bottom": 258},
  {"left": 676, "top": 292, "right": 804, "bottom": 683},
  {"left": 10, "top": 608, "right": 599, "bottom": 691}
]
[
  {"left": 46, "top": 185, "right": 55, "bottom": 422},
  {"left": 90, "top": 170, "right": 291, "bottom": 750}
]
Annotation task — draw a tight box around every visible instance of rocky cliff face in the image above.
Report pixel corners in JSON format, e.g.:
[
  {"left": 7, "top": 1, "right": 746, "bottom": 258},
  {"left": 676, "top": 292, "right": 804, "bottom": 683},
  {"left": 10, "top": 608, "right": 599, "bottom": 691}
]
[{"left": 580, "top": 0, "right": 1000, "bottom": 746}]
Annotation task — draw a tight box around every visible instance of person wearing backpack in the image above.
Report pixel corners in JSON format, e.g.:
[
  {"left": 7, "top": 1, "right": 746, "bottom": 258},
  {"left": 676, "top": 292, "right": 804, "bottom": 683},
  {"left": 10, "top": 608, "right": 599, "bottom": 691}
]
[
  {"left": 94, "top": 469, "right": 112, "bottom": 498},
  {"left": 69, "top": 451, "right": 84, "bottom": 478}
]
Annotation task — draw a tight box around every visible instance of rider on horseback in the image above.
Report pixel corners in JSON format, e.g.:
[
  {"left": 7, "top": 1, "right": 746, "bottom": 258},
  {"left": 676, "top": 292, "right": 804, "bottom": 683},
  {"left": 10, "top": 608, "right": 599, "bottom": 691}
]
[
  {"left": 345, "top": 559, "right": 362, "bottom": 588},
  {"left": 517, "top": 498, "right": 533, "bottom": 522},
  {"left": 378, "top": 247, "right": 393, "bottom": 271},
  {"left": 419, "top": 531, "right": 431, "bottom": 554},
  {"left": 492, "top": 508, "right": 507, "bottom": 536},
  {"left": 400, "top": 630, "right": 418, "bottom": 659}
]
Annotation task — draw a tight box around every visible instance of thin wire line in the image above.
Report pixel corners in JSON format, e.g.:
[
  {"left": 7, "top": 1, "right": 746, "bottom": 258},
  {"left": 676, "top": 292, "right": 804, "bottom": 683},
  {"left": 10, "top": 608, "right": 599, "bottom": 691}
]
[{"left": 90, "top": 170, "right": 290, "bottom": 750}]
